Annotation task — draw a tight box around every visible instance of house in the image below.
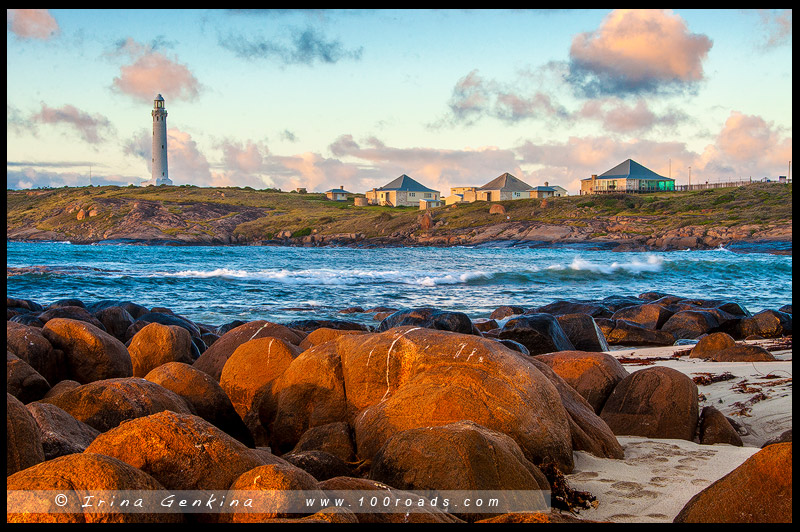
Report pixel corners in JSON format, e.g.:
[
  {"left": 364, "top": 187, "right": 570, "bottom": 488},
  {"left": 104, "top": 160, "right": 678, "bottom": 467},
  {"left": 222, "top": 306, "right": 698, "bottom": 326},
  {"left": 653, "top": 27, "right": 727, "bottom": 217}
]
[
  {"left": 365, "top": 174, "right": 441, "bottom": 207},
  {"left": 325, "top": 186, "right": 351, "bottom": 201},
  {"left": 581, "top": 159, "right": 675, "bottom": 195},
  {"left": 444, "top": 193, "right": 466, "bottom": 206},
  {"left": 530, "top": 181, "right": 568, "bottom": 198},
  {"left": 450, "top": 173, "right": 533, "bottom": 202},
  {"left": 419, "top": 199, "right": 443, "bottom": 210},
  {"left": 529, "top": 186, "right": 556, "bottom": 199}
]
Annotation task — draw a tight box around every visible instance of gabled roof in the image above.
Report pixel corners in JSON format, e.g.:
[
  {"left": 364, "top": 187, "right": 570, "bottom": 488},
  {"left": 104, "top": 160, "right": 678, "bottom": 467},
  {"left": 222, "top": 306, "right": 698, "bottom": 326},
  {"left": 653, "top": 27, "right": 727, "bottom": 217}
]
[
  {"left": 377, "top": 174, "right": 438, "bottom": 192},
  {"left": 325, "top": 188, "right": 352, "bottom": 194},
  {"left": 530, "top": 186, "right": 555, "bottom": 192},
  {"left": 479, "top": 173, "right": 533, "bottom": 191},
  {"left": 590, "top": 159, "right": 673, "bottom": 181}
]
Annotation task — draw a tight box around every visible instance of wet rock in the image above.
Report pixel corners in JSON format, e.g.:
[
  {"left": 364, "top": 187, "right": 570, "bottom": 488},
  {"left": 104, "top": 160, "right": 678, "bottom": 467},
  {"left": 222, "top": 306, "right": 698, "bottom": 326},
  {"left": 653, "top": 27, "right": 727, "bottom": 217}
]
[
  {"left": 285, "top": 319, "right": 371, "bottom": 332},
  {"left": 611, "top": 303, "right": 674, "bottom": 330},
  {"left": 490, "top": 305, "right": 525, "bottom": 320},
  {"left": 604, "top": 319, "right": 676, "bottom": 346},
  {"left": 498, "top": 314, "right": 575, "bottom": 355},
  {"left": 377, "top": 307, "right": 481, "bottom": 336},
  {"left": 736, "top": 309, "right": 792, "bottom": 339},
  {"left": 38, "top": 305, "right": 107, "bottom": 331},
  {"left": 661, "top": 310, "right": 720, "bottom": 339},
  {"left": 555, "top": 313, "right": 610, "bottom": 352},
  {"left": 93, "top": 305, "right": 135, "bottom": 342}
]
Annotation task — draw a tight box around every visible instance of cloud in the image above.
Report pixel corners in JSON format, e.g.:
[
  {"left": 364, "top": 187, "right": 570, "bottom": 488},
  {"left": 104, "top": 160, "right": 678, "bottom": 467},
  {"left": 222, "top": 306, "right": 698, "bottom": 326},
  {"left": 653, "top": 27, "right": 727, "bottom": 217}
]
[
  {"left": 699, "top": 111, "right": 792, "bottom": 177},
  {"left": 6, "top": 167, "right": 135, "bottom": 189},
  {"left": 110, "top": 38, "right": 200, "bottom": 102},
  {"left": 435, "top": 68, "right": 569, "bottom": 127},
  {"left": 576, "top": 98, "right": 687, "bottom": 134},
  {"left": 7, "top": 9, "right": 59, "bottom": 40},
  {"left": 567, "top": 9, "right": 712, "bottom": 96},
  {"left": 219, "top": 26, "right": 362, "bottom": 65},
  {"left": 31, "top": 103, "right": 114, "bottom": 144},
  {"left": 757, "top": 9, "right": 792, "bottom": 49}
]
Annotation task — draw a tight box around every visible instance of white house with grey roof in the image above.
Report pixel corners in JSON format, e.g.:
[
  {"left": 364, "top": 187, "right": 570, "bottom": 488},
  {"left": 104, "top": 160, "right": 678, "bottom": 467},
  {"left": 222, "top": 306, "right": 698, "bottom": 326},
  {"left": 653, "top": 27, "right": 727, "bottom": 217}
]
[
  {"left": 451, "top": 172, "right": 533, "bottom": 202},
  {"left": 365, "top": 174, "right": 441, "bottom": 207},
  {"left": 581, "top": 159, "right": 674, "bottom": 195}
]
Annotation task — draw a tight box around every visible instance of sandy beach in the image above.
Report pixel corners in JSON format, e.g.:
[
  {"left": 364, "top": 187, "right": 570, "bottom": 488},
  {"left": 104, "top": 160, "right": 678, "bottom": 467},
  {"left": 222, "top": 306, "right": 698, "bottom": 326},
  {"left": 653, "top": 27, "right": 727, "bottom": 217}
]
[{"left": 566, "top": 339, "right": 792, "bottom": 523}]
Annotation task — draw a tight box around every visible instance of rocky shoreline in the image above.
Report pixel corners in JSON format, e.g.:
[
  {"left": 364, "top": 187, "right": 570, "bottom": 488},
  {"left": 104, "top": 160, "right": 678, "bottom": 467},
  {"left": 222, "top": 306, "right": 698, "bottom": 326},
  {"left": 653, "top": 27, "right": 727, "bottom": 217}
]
[{"left": 7, "top": 293, "right": 792, "bottom": 523}]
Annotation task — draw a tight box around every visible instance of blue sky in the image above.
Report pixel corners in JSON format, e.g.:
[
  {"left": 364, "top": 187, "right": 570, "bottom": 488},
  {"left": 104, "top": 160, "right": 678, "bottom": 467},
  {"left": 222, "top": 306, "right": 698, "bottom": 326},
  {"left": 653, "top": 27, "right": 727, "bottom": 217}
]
[{"left": 7, "top": 9, "right": 793, "bottom": 194}]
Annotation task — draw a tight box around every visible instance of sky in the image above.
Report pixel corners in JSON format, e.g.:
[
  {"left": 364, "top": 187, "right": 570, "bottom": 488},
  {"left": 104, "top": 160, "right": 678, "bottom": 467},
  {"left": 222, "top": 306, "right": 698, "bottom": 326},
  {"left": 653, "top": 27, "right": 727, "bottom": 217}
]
[{"left": 6, "top": 9, "right": 793, "bottom": 195}]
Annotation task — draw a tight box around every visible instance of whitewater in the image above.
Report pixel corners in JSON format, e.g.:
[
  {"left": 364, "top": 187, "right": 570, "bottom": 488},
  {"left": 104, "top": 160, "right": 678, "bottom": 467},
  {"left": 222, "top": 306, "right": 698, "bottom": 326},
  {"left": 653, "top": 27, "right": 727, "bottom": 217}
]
[{"left": 6, "top": 241, "right": 792, "bottom": 327}]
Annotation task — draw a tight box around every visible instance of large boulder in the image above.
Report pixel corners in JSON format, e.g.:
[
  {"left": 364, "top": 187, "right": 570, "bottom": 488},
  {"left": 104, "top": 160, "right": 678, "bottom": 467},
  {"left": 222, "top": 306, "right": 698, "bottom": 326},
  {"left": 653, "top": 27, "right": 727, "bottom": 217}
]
[
  {"left": 128, "top": 322, "right": 194, "bottom": 377},
  {"left": 490, "top": 305, "right": 525, "bottom": 320},
  {"left": 193, "top": 320, "right": 304, "bottom": 381},
  {"left": 84, "top": 411, "right": 282, "bottom": 491},
  {"left": 707, "top": 344, "right": 776, "bottom": 362},
  {"left": 128, "top": 311, "right": 201, "bottom": 339},
  {"left": 222, "top": 462, "right": 324, "bottom": 522},
  {"left": 533, "top": 300, "right": 612, "bottom": 318},
  {"left": 92, "top": 305, "right": 136, "bottom": 342},
  {"left": 674, "top": 442, "right": 792, "bottom": 523},
  {"left": 534, "top": 351, "right": 629, "bottom": 414},
  {"left": 42, "top": 318, "right": 132, "bottom": 384},
  {"left": 368, "top": 421, "right": 550, "bottom": 521},
  {"left": 7, "top": 453, "right": 182, "bottom": 523},
  {"left": 555, "top": 313, "right": 610, "bottom": 352},
  {"left": 600, "top": 366, "right": 699, "bottom": 441},
  {"left": 498, "top": 314, "right": 575, "bottom": 355},
  {"left": 661, "top": 310, "right": 720, "bottom": 340},
  {"left": 7, "top": 321, "right": 62, "bottom": 385},
  {"left": 264, "top": 327, "right": 575, "bottom": 473},
  {"left": 282, "top": 450, "right": 353, "bottom": 482},
  {"left": 698, "top": 406, "right": 743, "bottom": 447},
  {"left": 7, "top": 393, "right": 45, "bottom": 475},
  {"left": 377, "top": 307, "right": 481, "bottom": 336},
  {"left": 284, "top": 319, "right": 370, "bottom": 332},
  {"left": 610, "top": 303, "right": 674, "bottom": 330},
  {"left": 603, "top": 319, "right": 676, "bottom": 346},
  {"left": 87, "top": 300, "right": 149, "bottom": 319},
  {"left": 39, "top": 377, "right": 193, "bottom": 433},
  {"left": 690, "top": 332, "right": 736, "bottom": 359},
  {"left": 7, "top": 351, "right": 51, "bottom": 403},
  {"left": 736, "top": 310, "right": 792, "bottom": 339},
  {"left": 38, "top": 305, "right": 106, "bottom": 331},
  {"left": 25, "top": 401, "right": 100, "bottom": 459},
  {"left": 144, "top": 361, "right": 253, "bottom": 446}
]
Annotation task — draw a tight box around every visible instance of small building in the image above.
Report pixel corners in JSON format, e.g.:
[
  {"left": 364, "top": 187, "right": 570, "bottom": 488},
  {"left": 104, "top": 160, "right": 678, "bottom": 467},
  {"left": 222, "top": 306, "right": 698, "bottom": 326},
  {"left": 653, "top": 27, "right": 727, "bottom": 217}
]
[
  {"left": 325, "top": 186, "right": 351, "bottom": 201},
  {"left": 365, "top": 174, "right": 441, "bottom": 207},
  {"left": 529, "top": 186, "right": 556, "bottom": 199},
  {"left": 444, "top": 193, "right": 466, "bottom": 205},
  {"left": 353, "top": 197, "right": 369, "bottom": 206},
  {"left": 580, "top": 159, "right": 675, "bottom": 195},
  {"left": 543, "top": 182, "right": 568, "bottom": 196},
  {"left": 451, "top": 173, "right": 533, "bottom": 202},
  {"left": 419, "top": 198, "right": 443, "bottom": 210}
]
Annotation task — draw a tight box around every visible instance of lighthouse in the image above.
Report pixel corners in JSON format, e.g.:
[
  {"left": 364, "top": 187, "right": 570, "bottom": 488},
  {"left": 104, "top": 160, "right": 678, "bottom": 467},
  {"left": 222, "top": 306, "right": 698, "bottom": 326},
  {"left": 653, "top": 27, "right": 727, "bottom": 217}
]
[{"left": 149, "top": 94, "right": 172, "bottom": 185}]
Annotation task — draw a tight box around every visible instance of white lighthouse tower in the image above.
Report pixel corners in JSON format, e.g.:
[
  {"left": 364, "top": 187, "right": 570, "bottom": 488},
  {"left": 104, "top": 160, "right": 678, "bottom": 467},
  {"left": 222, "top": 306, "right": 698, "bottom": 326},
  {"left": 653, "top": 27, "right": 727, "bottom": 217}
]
[{"left": 147, "top": 94, "right": 172, "bottom": 186}]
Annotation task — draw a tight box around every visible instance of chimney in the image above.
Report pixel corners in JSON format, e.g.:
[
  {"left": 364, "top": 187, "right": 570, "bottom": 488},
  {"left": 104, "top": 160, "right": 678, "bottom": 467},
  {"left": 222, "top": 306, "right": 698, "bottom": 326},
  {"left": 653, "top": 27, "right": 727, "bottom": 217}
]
[
  {"left": 544, "top": 181, "right": 548, "bottom": 186},
  {"left": 340, "top": 185, "right": 344, "bottom": 190}
]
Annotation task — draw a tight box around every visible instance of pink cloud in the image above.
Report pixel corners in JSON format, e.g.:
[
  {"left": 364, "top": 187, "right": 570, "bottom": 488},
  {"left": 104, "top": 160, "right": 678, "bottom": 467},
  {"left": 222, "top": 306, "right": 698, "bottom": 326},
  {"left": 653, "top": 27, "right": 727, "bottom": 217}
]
[
  {"left": 111, "top": 38, "right": 200, "bottom": 102},
  {"left": 569, "top": 9, "right": 712, "bottom": 94},
  {"left": 7, "top": 9, "right": 59, "bottom": 40},
  {"left": 32, "top": 103, "right": 113, "bottom": 143}
]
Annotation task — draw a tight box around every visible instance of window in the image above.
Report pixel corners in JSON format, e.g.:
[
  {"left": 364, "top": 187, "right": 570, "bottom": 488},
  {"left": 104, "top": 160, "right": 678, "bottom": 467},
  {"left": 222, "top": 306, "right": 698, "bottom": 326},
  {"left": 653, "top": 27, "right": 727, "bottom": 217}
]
[
  {"left": 410, "top": 192, "right": 415, "bottom": 197},
  {"left": 424, "top": 193, "right": 431, "bottom": 198}
]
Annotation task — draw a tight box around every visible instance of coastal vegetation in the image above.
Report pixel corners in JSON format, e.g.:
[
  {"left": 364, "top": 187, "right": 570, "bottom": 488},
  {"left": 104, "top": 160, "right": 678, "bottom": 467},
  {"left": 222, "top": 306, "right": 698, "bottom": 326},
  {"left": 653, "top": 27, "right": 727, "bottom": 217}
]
[{"left": 6, "top": 182, "right": 792, "bottom": 247}]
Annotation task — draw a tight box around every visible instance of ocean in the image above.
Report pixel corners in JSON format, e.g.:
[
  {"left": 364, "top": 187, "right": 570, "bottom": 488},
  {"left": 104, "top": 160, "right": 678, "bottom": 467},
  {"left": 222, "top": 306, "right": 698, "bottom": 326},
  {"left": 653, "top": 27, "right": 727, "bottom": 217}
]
[{"left": 6, "top": 241, "right": 792, "bottom": 328}]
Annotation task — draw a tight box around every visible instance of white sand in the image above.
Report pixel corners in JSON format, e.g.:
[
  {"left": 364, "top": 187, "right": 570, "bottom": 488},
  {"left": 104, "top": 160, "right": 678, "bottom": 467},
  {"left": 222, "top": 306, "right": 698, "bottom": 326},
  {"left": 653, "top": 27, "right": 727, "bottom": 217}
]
[{"left": 564, "top": 339, "right": 792, "bottom": 523}]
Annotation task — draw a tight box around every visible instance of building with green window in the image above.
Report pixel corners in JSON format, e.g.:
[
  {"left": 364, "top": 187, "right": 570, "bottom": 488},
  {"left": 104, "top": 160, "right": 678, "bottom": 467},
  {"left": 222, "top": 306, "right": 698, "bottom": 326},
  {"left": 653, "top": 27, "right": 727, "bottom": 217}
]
[{"left": 580, "top": 159, "right": 675, "bottom": 195}]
